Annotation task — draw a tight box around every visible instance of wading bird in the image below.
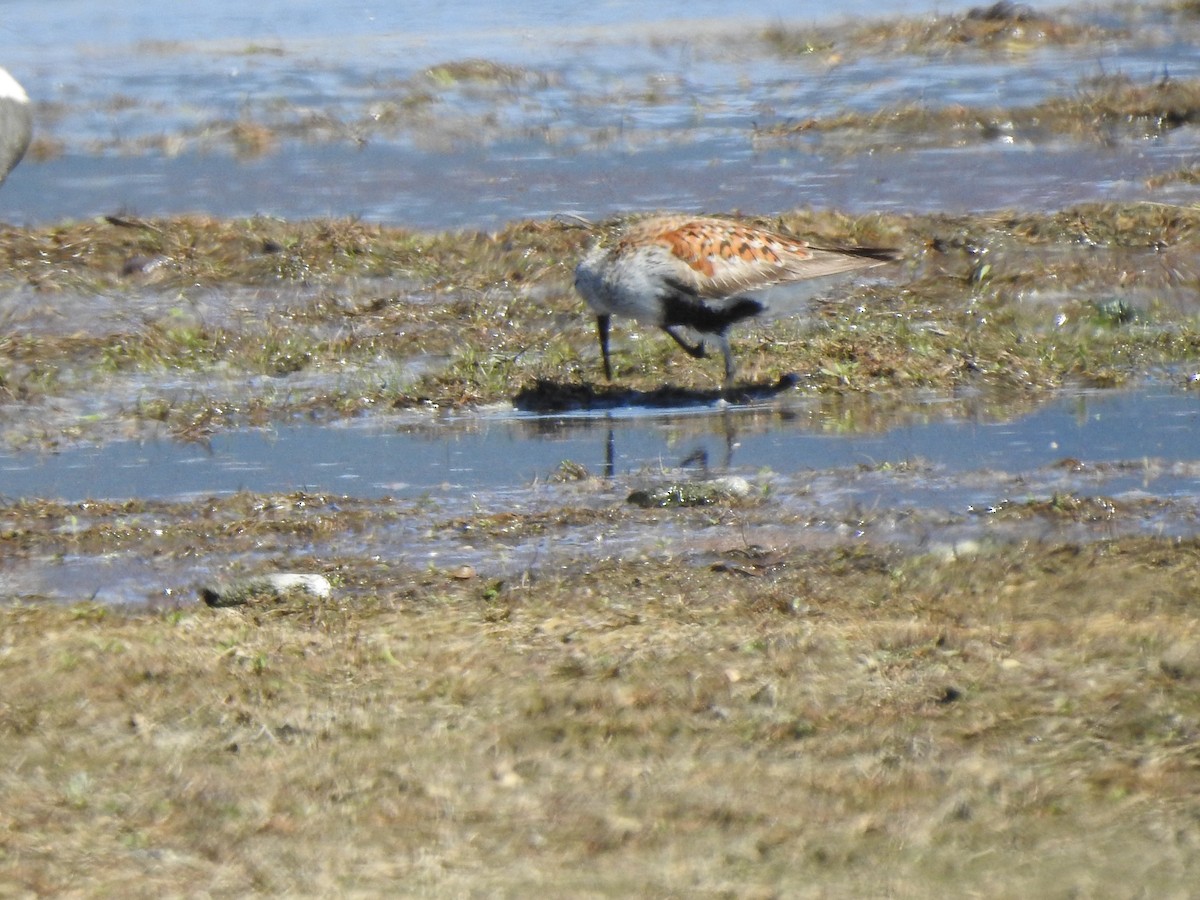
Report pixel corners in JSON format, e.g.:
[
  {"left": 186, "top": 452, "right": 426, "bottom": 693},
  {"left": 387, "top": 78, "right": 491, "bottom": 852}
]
[
  {"left": 0, "top": 67, "right": 31, "bottom": 185},
  {"left": 574, "top": 214, "right": 901, "bottom": 386}
]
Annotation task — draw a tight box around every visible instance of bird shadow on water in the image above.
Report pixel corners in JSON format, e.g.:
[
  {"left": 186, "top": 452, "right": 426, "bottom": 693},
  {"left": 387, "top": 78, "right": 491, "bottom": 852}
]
[{"left": 512, "top": 374, "right": 800, "bottom": 413}]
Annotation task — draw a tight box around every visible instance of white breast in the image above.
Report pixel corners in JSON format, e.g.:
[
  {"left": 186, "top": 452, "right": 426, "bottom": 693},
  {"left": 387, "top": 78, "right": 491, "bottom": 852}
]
[
  {"left": 0, "top": 68, "right": 28, "bottom": 104},
  {"left": 574, "top": 243, "right": 685, "bottom": 326}
]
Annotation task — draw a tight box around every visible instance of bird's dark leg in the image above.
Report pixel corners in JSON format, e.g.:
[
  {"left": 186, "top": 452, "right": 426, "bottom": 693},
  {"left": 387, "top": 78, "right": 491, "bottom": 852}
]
[
  {"left": 662, "top": 325, "right": 707, "bottom": 359},
  {"left": 714, "top": 331, "right": 736, "bottom": 387},
  {"left": 597, "top": 314, "right": 613, "bottom": 380}
]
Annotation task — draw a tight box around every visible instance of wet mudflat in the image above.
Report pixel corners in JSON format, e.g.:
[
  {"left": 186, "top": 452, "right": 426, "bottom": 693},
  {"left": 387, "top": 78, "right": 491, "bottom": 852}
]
[
  {"left": 3, "top": 382, "right": 1200, "bottom": 607},
  {"left": 3, "top": 1, "right": 1200, "bottom": 896}
]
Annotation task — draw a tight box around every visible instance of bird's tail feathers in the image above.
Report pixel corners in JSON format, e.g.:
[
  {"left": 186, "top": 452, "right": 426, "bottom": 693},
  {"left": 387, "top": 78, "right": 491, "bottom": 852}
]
[{"left": 811, "top": 245, "right": 903, "bottom": 263}]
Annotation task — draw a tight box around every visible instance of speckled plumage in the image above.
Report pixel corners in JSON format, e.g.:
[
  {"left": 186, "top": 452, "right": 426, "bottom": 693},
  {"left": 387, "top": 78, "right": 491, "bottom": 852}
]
[{"left": 574, "top": 214, "right": 901, "bottom": 386}]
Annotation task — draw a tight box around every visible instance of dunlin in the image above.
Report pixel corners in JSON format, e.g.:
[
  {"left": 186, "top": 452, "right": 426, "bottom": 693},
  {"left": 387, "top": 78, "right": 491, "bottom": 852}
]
[{"left": 574, "top": 214, "right": 901, "bottom": 386}]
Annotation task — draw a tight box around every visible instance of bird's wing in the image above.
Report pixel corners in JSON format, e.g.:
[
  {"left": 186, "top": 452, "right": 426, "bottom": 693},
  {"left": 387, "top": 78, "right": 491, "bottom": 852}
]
[{"left": 624, "top": 216, "right": 897, "bottom": 299}]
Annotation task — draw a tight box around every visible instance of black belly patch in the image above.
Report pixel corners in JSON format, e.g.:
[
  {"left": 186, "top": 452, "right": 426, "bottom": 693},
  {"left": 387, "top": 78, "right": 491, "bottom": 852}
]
[{"left": 659, "top": 285, "right": 765, "bottom": 333}]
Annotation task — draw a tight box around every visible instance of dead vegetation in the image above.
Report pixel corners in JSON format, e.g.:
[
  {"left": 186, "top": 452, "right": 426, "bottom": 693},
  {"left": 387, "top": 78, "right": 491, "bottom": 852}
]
[
  {"left": 757, "top": 74, "right": 1200, "bottom": 148},
  {"left": 762, "top": 0, "right": 1125, "bottom": 59},
  {"left": 2, "top": 535, "right": 1200, "bottom": 895}
]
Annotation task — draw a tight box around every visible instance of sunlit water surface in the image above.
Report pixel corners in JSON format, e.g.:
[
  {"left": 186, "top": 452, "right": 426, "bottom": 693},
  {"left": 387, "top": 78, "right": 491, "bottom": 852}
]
[
  {"left": 3, "top": 385, "right": 1197, "bottom": 504},
  {"left": 2, "top": 1, "right": 1198, "bottom": 226}
]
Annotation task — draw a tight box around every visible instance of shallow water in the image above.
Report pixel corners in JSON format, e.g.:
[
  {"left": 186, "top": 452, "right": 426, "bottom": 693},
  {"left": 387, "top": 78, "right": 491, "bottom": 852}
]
[
  {"left": 3, "top": 384, "right": 1197, "bottom": 504},
  {"left": 3, "top": 2, "right": 1200, "bottom": 227},
  {"left": 3, "top": 383, "right": 1199, "bottom": 606}
]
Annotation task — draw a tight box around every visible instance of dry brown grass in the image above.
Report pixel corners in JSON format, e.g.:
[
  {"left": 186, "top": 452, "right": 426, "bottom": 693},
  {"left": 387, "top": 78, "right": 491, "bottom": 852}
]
[
  {"left": 2, "top": 537, "right": 1200, "bottom": 895},
  {"left": 759, "top": 75, "right": 1200, "bottom": 148},
  {"left": 763, "top": 0, "right": 1123, "bottom": 60}
]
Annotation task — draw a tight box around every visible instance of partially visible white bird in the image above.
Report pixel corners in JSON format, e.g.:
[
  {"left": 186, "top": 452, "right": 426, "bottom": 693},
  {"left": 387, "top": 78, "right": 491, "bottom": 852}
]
[
  {"left": 573, "top": 214, "right": 901, "bottom": 386},
  {"left": 0, "top": 67, "right": 31, "bottom": 185}
]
